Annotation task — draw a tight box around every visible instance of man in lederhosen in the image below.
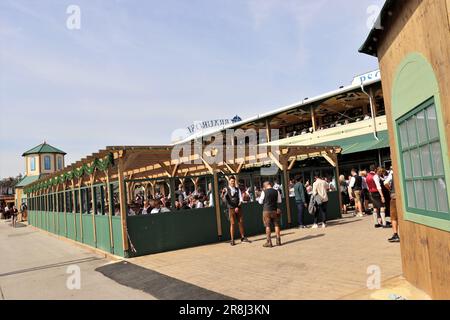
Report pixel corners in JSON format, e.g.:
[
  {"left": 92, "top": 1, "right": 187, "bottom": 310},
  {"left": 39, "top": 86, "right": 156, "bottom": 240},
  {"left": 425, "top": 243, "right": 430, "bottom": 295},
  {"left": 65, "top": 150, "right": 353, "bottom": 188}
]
[
  {"left": 258, "top": 181, "right": 283, "bottom": 247},
  {"left": 222, "top": 177, "right": 250, "bottom": 246}
]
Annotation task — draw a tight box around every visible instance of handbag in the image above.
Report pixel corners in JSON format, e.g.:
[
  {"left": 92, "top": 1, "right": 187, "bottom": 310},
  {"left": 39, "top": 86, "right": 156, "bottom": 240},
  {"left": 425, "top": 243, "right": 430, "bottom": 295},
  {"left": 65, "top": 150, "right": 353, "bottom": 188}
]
[{"left": 308, "top": 196, "right": 316, "bottom": 215}]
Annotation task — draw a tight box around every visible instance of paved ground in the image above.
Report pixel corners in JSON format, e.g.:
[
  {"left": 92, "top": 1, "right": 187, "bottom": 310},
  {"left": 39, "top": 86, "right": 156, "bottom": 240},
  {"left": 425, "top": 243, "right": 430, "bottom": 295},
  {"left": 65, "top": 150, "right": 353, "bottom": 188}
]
[
  {"left": 0, "top": 219, "right": 154, "bottom": 300},
  {"left": 1, "top": 214, "right": 408, "bottom": 300},
  {"left": 128, "top": 214, "right": 403, "bottom": 300}
]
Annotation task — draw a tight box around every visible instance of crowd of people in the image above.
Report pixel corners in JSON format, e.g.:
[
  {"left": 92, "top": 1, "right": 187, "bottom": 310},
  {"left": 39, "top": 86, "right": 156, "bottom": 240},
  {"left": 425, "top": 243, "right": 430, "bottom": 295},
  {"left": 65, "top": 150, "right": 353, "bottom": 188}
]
[
  {"left": 337, "top": 165, "right": 399, "bottom": 243},
  {"left": 0, "top": 202, "right": 26, "bottom": 228},
  {"left": 124, "top": 183, "right": 217, "bottom": 216},
  {"left": 121, "top": 165, "right": 399, "bottom": 244}
]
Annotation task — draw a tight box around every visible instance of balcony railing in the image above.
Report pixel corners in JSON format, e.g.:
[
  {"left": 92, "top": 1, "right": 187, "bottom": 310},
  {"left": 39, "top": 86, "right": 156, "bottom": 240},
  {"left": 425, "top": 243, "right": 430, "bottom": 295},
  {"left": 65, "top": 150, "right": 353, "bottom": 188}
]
[{"left": 270, "top": 115, "right": 387, "bottom": 146}]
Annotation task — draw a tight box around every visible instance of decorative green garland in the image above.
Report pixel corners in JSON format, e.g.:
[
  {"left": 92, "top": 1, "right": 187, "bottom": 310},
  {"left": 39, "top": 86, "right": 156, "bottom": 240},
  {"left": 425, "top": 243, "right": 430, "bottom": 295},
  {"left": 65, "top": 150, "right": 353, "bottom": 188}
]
[{"left": 24, "top": 153, "right": 114, "bottom": 194}]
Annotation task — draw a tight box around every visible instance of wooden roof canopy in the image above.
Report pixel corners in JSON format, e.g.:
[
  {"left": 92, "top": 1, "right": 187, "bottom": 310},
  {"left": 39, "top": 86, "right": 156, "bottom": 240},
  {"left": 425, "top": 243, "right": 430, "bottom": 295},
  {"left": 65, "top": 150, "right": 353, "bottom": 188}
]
[{"left": 25, "top": 144, "right": 342, "bottom": 191}]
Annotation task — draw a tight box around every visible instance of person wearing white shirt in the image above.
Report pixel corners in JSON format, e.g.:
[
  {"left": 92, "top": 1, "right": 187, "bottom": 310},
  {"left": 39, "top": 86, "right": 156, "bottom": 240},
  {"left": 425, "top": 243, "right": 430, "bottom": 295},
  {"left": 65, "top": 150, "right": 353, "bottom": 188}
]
[
  {"left": 141, "top": 201, "right": 152, "bottom": 215},
  {"left": 258, "top": 181, "right": 283, "bottom": 247},
  {"left": 207, "top": 183, "right": 214, "bottom": 207},
  {"left": 221, "top": 177, "right": 250, "bottom": 246},
  {"left": 312, "top": 176, "right": 329, "bottom": 228}
]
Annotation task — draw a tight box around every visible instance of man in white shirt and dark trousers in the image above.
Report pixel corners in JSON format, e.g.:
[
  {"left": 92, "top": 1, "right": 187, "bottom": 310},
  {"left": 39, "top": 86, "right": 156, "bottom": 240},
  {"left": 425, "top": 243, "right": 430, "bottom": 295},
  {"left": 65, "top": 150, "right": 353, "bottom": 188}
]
[
  {"left": 258, "top": 181, "right": 283, "bottom": 247},
  {"left": 222, "top": 177, "right": 250, "bottom": 246},
  {"left": 312, "top": 175, "right": 329, "bottom": 229}
]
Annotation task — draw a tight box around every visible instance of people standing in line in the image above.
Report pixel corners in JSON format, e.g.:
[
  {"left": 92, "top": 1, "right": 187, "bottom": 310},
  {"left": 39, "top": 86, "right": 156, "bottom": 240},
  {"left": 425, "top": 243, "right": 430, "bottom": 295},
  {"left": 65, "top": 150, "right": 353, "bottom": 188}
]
[
  {"left": 221, "top": 177, "right": 250, "bottom": 246},
  {"left": 312, "top": 175, "right": 329, "bottom": 229},
  {"left": 360, "top": 170, "right": 370, "bottom": 214},
  {"left": 294, "top": 176, "right": 307, "bottom": 228},
  {"left": 366, "top": 165, "right": 387, "bottom": 228},
  {"left": 258, "top": 181, "right": 283, "bottom": 247},
  {"left": 338, "top": 175, "right": 349, "bottom": 215},
  {"left": 378, "top": 167, "right": 392, "bottom": 220},
  {"left": 377, "top": 168, "right": 391, "bottom": 218},
  {"left": 348, "top": 169, "right": 364, "bottom": 217}
]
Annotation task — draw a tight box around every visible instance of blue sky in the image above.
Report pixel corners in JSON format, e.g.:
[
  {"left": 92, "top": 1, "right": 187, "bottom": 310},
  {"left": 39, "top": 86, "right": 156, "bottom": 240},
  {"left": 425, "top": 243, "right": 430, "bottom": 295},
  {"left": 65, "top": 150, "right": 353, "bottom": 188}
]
[{"left": 0, "top": 0, "right": 384, "bottom": 178}]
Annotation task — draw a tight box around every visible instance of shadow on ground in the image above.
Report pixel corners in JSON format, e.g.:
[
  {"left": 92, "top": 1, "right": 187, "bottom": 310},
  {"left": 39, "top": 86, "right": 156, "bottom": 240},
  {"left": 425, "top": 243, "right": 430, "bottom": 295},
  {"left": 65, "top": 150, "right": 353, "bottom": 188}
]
[{"left": 96, "top": 261, "right": 235, "bottom": 300}]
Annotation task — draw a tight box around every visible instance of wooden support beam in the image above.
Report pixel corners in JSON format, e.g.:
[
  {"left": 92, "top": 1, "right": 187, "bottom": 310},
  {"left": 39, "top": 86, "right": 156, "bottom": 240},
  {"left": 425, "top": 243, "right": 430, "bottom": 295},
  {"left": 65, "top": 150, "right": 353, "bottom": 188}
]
[
  {"left": 200, "top": 157, "right": 215, "bottom": 175},
  {"left": 265, "top": 118, "right": 271, "bottom": 142},
  {"left": 71, "top": 179, "right": 77, "bottom": 239},
  {"left": 104, "top": 169, "right": 114, "bottom": 252},
  {"left": 212, "top": 172, "right": 222, "bottom": 239},
  {"left": 117, "top": 157, "right": 130, "bottom": 254},
  {"left": 288, "top": 158, "right": 297, "bottom": 171},
  {"left": 268, "top": 152, "right": 283, "bottom": 170},
  {"left": 322, "top": 151, "right": 338, "bottom": 168},
  {"left": 90, "top": 171, "right": 97, "bottom": 246},
  {"left": 282, "top": 162, "right": 292, "bottom": 226},
  {"left": 311, "top": 105, "right": 317, "bottom": 132},
  {"left": 78, "top": 177, "right": 84, "bottom": 242}
]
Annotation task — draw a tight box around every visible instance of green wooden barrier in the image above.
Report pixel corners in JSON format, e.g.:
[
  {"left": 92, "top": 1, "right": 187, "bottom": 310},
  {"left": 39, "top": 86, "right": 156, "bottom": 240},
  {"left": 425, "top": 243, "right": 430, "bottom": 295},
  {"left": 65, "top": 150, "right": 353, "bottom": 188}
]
[
  {"left": 75, "top": 213, "right": 82, "bottom": 242},
  {"left": 95, "top": 215, "right": 111, "bottom": 253},
  {"left": 58, "top": 212, "right": 65, "bottom": 236},
  {"left": 112, "top": 216, "right": 124, "bottom": 256},
  {"left": 127, "top": 207, "right": 218, "bottom": 257},
  {"left": 81, "top": 214, "right": 95, "bottom": 247},
  {"left": 66, "top": 212, "right": 76, "bottom": 240}
]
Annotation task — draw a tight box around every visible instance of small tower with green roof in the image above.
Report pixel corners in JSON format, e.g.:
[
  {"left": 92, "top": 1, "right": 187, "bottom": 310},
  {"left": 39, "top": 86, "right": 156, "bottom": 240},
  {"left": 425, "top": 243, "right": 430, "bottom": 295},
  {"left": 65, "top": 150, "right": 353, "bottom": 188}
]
[
  {"left": 15, "top": 142, "right": 66, "bottom": 209},
  {"left": 21, "top": 141, "right": 66, "bottom": 177}
]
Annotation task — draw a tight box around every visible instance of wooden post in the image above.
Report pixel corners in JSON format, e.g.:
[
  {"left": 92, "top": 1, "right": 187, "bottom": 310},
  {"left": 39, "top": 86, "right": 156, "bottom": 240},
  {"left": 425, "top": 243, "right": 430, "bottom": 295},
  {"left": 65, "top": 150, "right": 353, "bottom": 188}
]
[
  {"left": 78, "top": 177, "right": 84, "bottom": 242},
  {"left": 282, "top": 163, "right": 292, "bottom": 226},
  {"left": 90, "top": 172, "right": 97, "bottom": 246},
  {"left": 117, "top": 157, "right": 130, "bottom": 254},
  {"left": 265, "top": 118, "right": 272, "bottom": 142},
  {"left": 55, "top": 185, "right": 59, "bottom": 234},
  {"left": 63, "top": 183, "right": 67, "bottom": 236},
  {"left": 71, "top": 179, "right": 77, "bottom": 239},
  {"left": 104, "top": 169, "right": 114, "bottom": 252},
  {"left": 212, "top": 171, "right": 223, "bottom": 239},
  {"left": 311, "top": 105, "right": 316, "bottom": 132},
  {"left": 335, "top": 155, "right": 342, "bottom": 218}
]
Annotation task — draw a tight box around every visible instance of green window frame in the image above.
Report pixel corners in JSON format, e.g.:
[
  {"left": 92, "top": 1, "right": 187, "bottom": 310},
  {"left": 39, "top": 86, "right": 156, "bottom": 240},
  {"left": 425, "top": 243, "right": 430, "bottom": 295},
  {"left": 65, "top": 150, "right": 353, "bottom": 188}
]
[{"left": 396, "top": 97, "right": 449, "bottom": 219}]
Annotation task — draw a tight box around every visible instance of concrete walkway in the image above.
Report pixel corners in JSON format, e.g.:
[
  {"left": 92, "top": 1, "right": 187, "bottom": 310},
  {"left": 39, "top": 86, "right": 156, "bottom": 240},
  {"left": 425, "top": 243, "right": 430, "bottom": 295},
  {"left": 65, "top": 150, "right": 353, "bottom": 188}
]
[
  {"left": 0, "top": 219, "right": 153, "bottom": 300},
  {"left": 1, "top": 214, "right": 408, "bottom": 300},
  {"left": 128, "top": 214, "right": 403, "bottom": 300}
]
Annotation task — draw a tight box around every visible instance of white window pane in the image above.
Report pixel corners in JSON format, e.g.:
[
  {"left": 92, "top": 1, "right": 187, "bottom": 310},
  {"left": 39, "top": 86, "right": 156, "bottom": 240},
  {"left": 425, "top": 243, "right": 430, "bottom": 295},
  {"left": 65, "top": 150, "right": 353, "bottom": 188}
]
[
  {"left": 420, "top": 145, "right": 432, "bottom": 177},
  {"left": 403, "top": 151, "right": 412, "bottom": 178},
  {"left": 410, "top": 148, "right": 422, "bottom": 177},
  {"left": 406, "top": 181, "right": 415, "bottom": 208},
  {"left": 416, "top": 111, "right": 427, "bottom": 144},
  {"left": 407, "top": 118, "right": 417, "bottom": 147},
  {"left": 424, "top": 180, "right": 437, "bottom": 211},
  {"left": 435, "top": 178, "right": 449, "bottom": 213},
  {"left": 426, "top": 105, "right": 438, "bottom": 139},
  {"left": 431, "top": 142, "right": 444, "bottom": 176},
  {"left": 399, "top": 122, "right": 409, "bottom": 149},
  {"left": 414, "top": 180, "right": 426, "bottom": 209}
]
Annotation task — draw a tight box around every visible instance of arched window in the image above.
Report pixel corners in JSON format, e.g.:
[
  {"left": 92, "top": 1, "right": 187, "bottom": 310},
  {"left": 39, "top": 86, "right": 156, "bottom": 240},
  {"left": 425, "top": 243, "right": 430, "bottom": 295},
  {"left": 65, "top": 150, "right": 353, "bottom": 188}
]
[
  {"left": 393, "top": 52, "right": 450, "bottom": 231},
  {"left": 44, "top": 155, "right": 51, "bottom": 170},
  {"left": 30, "top": 157, "right": 36, "bottom": 171}
]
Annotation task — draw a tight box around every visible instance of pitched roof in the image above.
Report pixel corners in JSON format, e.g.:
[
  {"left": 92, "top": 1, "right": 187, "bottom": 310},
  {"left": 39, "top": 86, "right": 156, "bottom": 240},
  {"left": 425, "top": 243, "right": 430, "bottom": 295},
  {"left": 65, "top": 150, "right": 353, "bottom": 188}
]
[
  {"left": 359, "top": 0, "right": 396, "bottom": 57},
  {"left": 15, "top": 175, "right": 43, "bottom": 188},
  {"left": 22, "top": 142, "right": 66, "bottom": 156}
]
